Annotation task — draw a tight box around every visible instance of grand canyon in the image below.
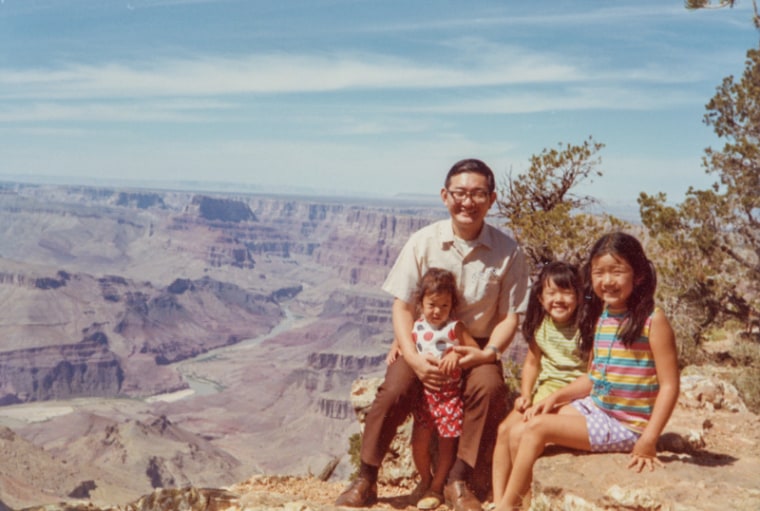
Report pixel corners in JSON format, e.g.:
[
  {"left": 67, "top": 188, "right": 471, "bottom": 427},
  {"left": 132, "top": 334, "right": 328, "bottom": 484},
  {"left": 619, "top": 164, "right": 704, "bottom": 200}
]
[
  {"left": 0, "top": 182, "right": 758, "bottom": 511},
  {"left": 0, "top": 181, "right": 452, "bottom": 507}
]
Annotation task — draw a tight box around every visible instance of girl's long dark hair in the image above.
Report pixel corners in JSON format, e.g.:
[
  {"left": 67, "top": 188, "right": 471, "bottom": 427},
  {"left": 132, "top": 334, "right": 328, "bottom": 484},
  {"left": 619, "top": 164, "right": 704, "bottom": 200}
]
[
  {"left": 522, "top": 261, "right": 582, "bottom": 343},
  {"left": 578, "top": 232, "right": 656, "bottom": 355}
]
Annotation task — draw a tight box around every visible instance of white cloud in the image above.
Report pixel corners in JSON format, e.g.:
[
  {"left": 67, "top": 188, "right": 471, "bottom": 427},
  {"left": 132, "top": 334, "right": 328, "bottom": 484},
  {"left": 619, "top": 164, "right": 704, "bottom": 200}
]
[
  {"left": 0, "top": 49, "right": 583, "bottom": 101},
  {"left": 354, "top": 4, "right": 687, "bottom": 35},
  {"left": 0, "top": 99, "right": 233, "bottom": 123},
  {"left": 0, "top": 39, "right": 713, "bottom": 125},
  {"left": 415, "top": 85, "right": 707, "bottom": 115}
]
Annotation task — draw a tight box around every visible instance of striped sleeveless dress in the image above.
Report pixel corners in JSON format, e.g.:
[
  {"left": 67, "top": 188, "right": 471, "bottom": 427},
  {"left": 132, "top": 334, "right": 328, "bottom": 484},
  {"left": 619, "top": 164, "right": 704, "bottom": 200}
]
[{"left": 588, "top": 308, "right": 658, "bottom": 433}]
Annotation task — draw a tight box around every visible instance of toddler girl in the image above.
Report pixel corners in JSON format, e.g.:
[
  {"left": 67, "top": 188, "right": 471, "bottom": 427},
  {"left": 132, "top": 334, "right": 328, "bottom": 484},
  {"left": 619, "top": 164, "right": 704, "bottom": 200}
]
[{"left": 404, "top": 268, "right": 480, "bottom": 510}]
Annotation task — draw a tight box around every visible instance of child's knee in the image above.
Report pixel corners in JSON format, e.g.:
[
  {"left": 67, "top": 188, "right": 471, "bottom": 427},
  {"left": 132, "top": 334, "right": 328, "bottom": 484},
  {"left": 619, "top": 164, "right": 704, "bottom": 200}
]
[
  {"left": 498, "top": 410, "right": 523, "bottom": 437},
  {"left": 517, "top": 416, "right": 553, "bottom": 446},
  {"left": 509, "top": 421, "right": 526, "bottom": 444},
  {"left": 497, "top": 419, "right": 512, "bottom": 439}
]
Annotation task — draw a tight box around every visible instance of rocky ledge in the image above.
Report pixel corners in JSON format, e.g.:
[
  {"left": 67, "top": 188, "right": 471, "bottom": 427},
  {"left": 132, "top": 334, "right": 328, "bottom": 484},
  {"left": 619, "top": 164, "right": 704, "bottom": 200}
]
[
  {"left": 20, "top": 368, "right": 760, "bottom": 511},
  {"left": 346, "top": 370, "right": 760, "bottom": 511}
]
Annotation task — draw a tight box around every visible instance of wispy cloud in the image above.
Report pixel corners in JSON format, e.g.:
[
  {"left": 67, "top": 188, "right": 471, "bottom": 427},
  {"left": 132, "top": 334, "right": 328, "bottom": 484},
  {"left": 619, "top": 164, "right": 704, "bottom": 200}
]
[
  {"left": 0, "top": 39, "right": 708, "bottom": 107},
  {"left": 345, "top": 4, "right": 689, "bottom": 36},
  {"left": 0, "top": 99, "right": 233, "bottom": 123},
  {"left": 415, "top": 85, "right": 707, "bottom": 115},
  {"left": 0, "top": 0, "right": 751, "bottom": 205},
  {"left": 0, "top": 41, "right": 714, "bottom": 125},
  {"left": 0, "top": 50, "right": 582, "bottom": 100}
]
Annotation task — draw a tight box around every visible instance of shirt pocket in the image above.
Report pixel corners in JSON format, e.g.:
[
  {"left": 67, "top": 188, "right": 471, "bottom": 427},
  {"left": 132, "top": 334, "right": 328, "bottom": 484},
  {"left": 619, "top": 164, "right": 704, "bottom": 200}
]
[{"left": 462, "top": 267, "right": 501, "bottom": 305}]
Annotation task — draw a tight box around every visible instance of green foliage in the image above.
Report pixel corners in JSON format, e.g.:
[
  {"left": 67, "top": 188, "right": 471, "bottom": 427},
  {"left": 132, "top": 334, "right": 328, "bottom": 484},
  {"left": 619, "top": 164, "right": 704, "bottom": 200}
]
[
  {"left": 684, "top": 0, "right": 735, "bottom": 9},
  {"left": 347, "top": 432, "right": 362, "bottom": 480},
  {"left": 728, "top": 340, "right": 760, "bottom": 413},
  {"left": 639, "top": 47, "right": 760, "bottom": 358},
  {"left": 501, "top": 357, "right": 522, "bottom": 410},
  {"left": 495, "top": 136, "right": 626, "bottom": 274},
  {"left": 684, "top": 0, "right": 760, "bottom": 29},
  {"left": 733, "top": 367, "right": 760, "bottom": 414}
]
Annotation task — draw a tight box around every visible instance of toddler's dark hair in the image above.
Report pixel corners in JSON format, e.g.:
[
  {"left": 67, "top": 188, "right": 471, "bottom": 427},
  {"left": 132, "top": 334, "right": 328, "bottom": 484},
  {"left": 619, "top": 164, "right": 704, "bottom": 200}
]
[{"left": 413, "top": 267, "right": 459, "bottom": 317}]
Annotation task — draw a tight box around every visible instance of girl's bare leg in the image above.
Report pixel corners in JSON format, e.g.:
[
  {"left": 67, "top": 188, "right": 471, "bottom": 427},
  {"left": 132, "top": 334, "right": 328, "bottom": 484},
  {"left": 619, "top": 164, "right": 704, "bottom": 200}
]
[
  {"left": 498, "top": 406, "right": 590, "bottom": 510},
  {"left": 431, "top": 437, "right": 457, "bottom": 493},
  {"left": 506, "top": 420, "right": 528, "bottom": 509},
  {"left": 491, "top": 409, "right": 524, "bottom": 503},
  {"left": 412, "top": 422, "right": 434, "bottom": 490}
]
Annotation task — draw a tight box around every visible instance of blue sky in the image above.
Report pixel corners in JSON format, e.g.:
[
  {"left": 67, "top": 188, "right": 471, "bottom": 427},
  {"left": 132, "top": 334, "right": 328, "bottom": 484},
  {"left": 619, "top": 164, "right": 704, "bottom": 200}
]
[{"left": 1, "top": 0, "right": 757, "bottom": 212}]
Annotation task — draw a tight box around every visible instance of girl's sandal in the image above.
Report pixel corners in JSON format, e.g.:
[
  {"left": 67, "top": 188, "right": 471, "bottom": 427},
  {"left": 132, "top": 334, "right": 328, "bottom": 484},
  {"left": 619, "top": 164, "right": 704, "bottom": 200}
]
[
  {"left": 410, "top": 479, "right": 431, "bottom": 501},
  {"left": 417, "top": 490, "right": 443, "bottom": 510}
]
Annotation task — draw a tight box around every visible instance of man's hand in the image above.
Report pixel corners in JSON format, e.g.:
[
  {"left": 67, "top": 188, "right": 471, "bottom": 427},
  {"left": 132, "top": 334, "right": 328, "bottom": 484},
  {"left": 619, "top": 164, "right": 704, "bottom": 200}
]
[
  {"left": 385, "top": 344, "right": 400, "bottom": 366},
  {"left": 452, "top": 345, "right": 493, "bottom": 369},
  {"left": 409, "top": 353, "right": 445, "bottom": 391}
]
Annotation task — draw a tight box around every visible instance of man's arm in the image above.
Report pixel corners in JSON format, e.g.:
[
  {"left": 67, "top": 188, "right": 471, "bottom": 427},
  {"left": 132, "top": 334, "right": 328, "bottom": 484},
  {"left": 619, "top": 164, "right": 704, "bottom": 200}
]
[
  {"left": 391, "top": 298, "right": 416, "bottom": 359},
  {"left": 391, "top": 298, "right": 444, "bottom": 390},
  {"left": 487, "top": 311, "right": 520, "bottom": 354},
  {"left": 455, "top": 311, "right": 521, "bottom": 368}
]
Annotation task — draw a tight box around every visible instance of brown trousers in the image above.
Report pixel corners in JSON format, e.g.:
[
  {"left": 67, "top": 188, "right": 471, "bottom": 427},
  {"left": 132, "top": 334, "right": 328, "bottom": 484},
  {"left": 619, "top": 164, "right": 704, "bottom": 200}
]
[{"left": 360, "top": 356, "right": 507, "bottom": 486}]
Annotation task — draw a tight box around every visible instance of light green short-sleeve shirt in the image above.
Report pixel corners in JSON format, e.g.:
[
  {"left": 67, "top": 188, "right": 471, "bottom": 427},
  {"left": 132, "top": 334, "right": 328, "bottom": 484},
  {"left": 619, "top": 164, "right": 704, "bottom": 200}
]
[
  {"left": 382, "top": 219, "right": 530, "bottom": 339},
  {"left": 531, "top": 317, "right": 586, "bottom": 403}
]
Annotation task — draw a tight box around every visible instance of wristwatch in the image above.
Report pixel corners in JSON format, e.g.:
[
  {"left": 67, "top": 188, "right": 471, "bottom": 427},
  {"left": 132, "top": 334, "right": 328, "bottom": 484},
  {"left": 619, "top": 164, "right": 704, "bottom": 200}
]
[{"left": 485, "top": 345, "right": 501, "bottom": 361}]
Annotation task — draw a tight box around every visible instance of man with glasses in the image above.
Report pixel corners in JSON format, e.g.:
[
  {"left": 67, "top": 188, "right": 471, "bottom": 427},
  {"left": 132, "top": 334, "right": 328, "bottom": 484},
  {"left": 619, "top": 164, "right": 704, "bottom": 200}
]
[{"left": 336, "top": 159, "right": 530, "bottom": 511}]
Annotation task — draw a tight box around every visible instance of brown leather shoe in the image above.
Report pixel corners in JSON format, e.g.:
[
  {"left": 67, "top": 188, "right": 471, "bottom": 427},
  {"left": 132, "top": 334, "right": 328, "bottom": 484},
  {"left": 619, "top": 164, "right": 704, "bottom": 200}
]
[
  {"left": 444, "top": 480, "right": 482, "bottom": 511},
  {"left": 335, "top": 476, "right": 378, "bottom": 507}
]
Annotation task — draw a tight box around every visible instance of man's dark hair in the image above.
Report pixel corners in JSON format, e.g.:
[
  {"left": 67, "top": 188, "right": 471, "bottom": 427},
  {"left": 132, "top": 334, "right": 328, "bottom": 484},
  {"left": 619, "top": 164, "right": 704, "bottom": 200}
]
[{"left": 445, "top": 158, "right": 496, "bottom": 193}]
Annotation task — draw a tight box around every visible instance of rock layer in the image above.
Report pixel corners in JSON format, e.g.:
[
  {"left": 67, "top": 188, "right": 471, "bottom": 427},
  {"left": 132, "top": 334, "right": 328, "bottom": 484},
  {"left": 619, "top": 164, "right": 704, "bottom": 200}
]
[{"left": 0, "top": 183, "right": 447, "bottom": 507}]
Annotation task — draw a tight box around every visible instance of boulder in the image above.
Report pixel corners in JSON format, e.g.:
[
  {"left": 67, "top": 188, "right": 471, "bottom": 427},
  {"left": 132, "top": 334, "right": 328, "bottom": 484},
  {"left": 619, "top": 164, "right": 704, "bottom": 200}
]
[{"left": 347, "top": 373, "right": 760, "bottom": 510}]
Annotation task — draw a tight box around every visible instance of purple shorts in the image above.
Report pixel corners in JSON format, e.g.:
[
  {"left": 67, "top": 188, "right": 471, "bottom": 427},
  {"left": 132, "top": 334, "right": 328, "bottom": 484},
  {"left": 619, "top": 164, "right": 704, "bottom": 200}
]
[{"left": 571, "top": 396, "right": 640, "bottom": 452}]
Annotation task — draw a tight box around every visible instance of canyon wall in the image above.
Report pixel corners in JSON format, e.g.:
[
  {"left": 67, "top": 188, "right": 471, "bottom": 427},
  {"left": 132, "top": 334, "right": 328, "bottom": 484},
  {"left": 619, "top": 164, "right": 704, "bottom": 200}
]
[
  {"left": 0, "top": 184, "right": 445, "bottom": 404},
  {"left": 0, "top": 182, "right": 452, "bottom": 507}
]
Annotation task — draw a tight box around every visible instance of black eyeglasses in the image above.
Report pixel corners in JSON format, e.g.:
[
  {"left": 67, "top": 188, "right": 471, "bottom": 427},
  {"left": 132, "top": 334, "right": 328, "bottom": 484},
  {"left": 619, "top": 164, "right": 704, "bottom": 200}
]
[{"left": 446, "top": 188, "right": 491, "bottom": 204}]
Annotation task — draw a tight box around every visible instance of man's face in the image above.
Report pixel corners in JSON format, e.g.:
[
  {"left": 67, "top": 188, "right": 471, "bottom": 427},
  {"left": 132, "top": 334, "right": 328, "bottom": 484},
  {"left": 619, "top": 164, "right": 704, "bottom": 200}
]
[{"left": 441, "top": 172, "right": 496, "bottom": 236}]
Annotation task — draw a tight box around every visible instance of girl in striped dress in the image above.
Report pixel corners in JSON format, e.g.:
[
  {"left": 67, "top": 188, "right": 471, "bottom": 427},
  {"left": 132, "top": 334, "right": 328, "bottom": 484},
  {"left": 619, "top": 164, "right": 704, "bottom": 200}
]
[{"left": 494, "top": 232, "right": 680, "bottom": 511}]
